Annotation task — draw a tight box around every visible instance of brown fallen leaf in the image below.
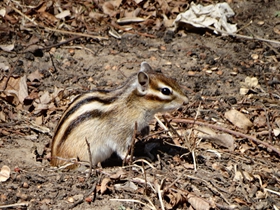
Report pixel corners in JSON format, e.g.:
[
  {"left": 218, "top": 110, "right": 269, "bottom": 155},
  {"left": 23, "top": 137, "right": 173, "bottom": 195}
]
[
  {"left": 187, "top": 193, "right": 210, "bottom": 210},
  {"left": 40, "top": 11, "right": 58, "bottom": 23},
  {"left": 100, "top": 177, "right": 111, "bottom": 194},
  {"left": 110, "top": 169, "right": 127, "bottom": 179},
  {"left": 186, "top": 126, "right": 235, "bottom": 151},
  {"left": 102, "top": 0, "right": 122, "bottom": 17},
  {"left": 253, "top": 113, "right": 266, "bottom": 128},
  {"left": 0, "top": 44, "right": 14, "bottom": 52},
  {"left": 224, "top": 109, "right": 253, "bottom": 130},
  {"left": 28, "top": 70, "right": 43, "bottom": 82},
  {"left": 0, "top": 165, "right": 11, "bottom": 182},
  {"left": 0, "top": 75, "right": 28, "bottom": 105}
]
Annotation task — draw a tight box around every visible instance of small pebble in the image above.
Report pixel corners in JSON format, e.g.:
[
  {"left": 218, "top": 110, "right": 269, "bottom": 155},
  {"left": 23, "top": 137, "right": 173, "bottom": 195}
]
[
  {"left": 23, "top": 182, "right": 29, "bottom": 188},
  {"left": 251, "top": 54, "right": 258, "bottom": 60},
  {"left": 187, "top": 71, "right": 196, "bottom": 76},
  {"left": 67, "top": 197, "right": 74, "bottom": 203}
]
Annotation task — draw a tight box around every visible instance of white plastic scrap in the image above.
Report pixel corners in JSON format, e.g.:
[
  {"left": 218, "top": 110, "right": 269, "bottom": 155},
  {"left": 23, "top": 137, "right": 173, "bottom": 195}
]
[{"left": 173, "top": 2, "right": 237, "bottom": 34}]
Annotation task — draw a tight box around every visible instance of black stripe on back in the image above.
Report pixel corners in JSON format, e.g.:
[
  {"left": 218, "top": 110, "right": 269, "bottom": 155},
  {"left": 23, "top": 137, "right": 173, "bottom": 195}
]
[
  {"left": 54, "top": 95, "right": 117, "bottom": 140},
  {"left": 56, "top": 109, "right": 103, "bottom": 148}
]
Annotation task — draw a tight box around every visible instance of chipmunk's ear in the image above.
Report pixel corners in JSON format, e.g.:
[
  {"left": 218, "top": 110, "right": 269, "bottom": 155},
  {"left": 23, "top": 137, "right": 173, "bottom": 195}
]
[
  {"left": 137, "top": 69, "right": 149, "bottom": 93},
  {"left": 140, "top": 61, "right": 153, "bottom": 72}
]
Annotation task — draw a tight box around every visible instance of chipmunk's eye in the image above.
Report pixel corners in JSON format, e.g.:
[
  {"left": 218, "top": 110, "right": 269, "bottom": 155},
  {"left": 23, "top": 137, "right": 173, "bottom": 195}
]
[{"left": 161, "top": 88, "right": 172, "bottom": 95}]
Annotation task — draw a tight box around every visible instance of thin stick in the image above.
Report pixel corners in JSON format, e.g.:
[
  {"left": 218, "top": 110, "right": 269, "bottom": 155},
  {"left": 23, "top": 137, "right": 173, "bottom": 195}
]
[
  {"left": 165, "top": 172, "right": 184, "bottom": 189},
  {"left": 142, "top": 161, "right": 148, "bottom": 196},
  {"left": 200, "top": 24, "right": 280, "bottom": 46},
  {"left": 85, "top": 138, "right": 93, "bottom": 177},
  {"left": 130, "top": 122, "right": 138, "bottom": 165},
  {"left": 186, "top": 175, "right": 231, "bottom": 205},
  {"left": 110, "top": 21, "right": 156, "bottom": 38},
  {"left": 262, "top": 106, "right": 272, "bottom": 142},
  {"left": 264, "top": 188, "right": 280, "bottom": 196},
  {"left": 154, "top": 115, "right": 173, "bottom": 138},
  {"left": 133, "top": 159, "right": 156, "bottom": 169},
  {"left": 156, "top": 182, "right": 165, "bottom": 210},
  {"left": 0, "top": 202, "right": 28, "bottom": 209},
  {"left": 123, "top": 122, "right": 138, "bottom": 166},
  {"left": 162, "top": 114, "right": 183, "bottom": 146},
  {"left": 110, "top": 199, "right": 156, "bottom": 210},
  {"left": 172, "top": 118, "right": 280, "bottom": 156},
  {"left": 192, "top": 150, "right": 197, "bottom": 172}
]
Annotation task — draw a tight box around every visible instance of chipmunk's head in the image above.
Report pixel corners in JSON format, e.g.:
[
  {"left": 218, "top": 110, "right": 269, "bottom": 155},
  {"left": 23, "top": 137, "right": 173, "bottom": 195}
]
[{"left": 136, "top": 62, "right": 188, "bottom": 113}]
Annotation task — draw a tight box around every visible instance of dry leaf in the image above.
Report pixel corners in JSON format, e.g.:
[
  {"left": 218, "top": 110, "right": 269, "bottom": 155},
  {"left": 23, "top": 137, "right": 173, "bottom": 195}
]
[
  {"left": 273, "top": 128, "right": 280, "bottom": 137},
  {"left": 134, "top": 0, "right": 143, "bottom": 4},
  {"left": 245, "top": 77, "right": 258, "bottom": 87},
  {"left": 240, "top": 76, "right": 262, "bottom": 95},
  {"left": 114, "top": 181, "right": 138, "bottom": 192},
  {"left": 39, "top": 91, "right": 52, "bottom": 104},
  {"left": 89, "top": 11, "right": 105, "bottom": 21},
  {"left": 243, "top": 171, "right": 254, "bottom": 182},
  {"left": 28, "top": 70, "right": 43, "bottom": 82},
  {"left": 0, "top": 7, "right": 6, "bottom": 17},
  {"left": 186, "top": 126, "right": 235, "bottom": 151},
  {"left": 55, "top": 10, "right": 71, "bottom": 19},
  {"left": 256, "top": 191, "right": 266, "bottom": 199},
  {"left": 102, "top": 0, "right": 122, "bottom": 17},
  {"left": 51, "top": 86, "right": 64, "bottom": 101},
  {"left": 253, "top": 114, "right": 266, "bottom": 128},
  {"left": 0, "top": 165, "right": 11, "bottom": 182},
  {"left": 2, "top": 75, "right": 28, "bottom": 105},
  {"left": 0, "top": 111, "right": 6, "bottom": 122},
  {"left": 224, "top": 109, "right": 253, "bottom": 130},
  {"left": 275, "top": 117, "right": 280, "bottom": 128},
  {"left": 156, "top": 0, "right": 170, "bottom": 14},
  {"left": 234, "top": 197, "right": 248, "bottom": 205},
  {"left": 0, "top": 62, "right": 9, "bottom": 72},
  {"left": 273, "top": 23, "right": 280, "bottom": 35},
  {"left": 124, "top": 8, "right": 141, "bottom": 18},
  {"left": 40, "top": 11, "right": 58, "bottom": 23},
  {"left": 110, "top": 169, "right": 127, "bottom": 179},
  {"left": 34, "top": 103, "right": 49, "bottom": 114},
  {"left": 0, "top": 44, "right": 14, "bottom": 52},
  {"left": 187, "top": 193, "right": 210, "bottom": 210},
  {"left": 100, "top": 177, "right": 111, "bottom": 194},
  {"left": 37, "top": 2, "right": 47, "bottom": 12},
  {"left": 233, "top": 170, "right": 243, "bottom": 182},
  {"left": 239, "top": 143, "right": 254, "bottom": 153}
]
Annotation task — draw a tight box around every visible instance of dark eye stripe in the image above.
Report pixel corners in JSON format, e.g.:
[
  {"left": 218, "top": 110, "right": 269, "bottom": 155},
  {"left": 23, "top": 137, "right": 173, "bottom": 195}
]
[{"left": 144, "top": 94, "right": 173, "bottom": 102}]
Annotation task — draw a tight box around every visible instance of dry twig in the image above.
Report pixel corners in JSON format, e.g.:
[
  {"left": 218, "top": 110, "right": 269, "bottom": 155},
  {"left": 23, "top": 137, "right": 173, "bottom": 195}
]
[
  {"left": 172, "top": 118, "right": 280, "bottom": 156},
  {"left": 123, "top": 122, "right": 138, "bottom": 166},
  {"left": 0, "top": 202, "right": 29, "bottom": 209},
  {"left": 85, "top": 138, "right": 93, "bottom": 177}
]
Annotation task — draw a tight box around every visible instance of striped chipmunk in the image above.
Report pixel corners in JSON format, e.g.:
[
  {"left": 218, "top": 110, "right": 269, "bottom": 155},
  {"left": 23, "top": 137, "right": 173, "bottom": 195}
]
[{"left": 50, "top": 61, "right": 188, "bottom": 169}]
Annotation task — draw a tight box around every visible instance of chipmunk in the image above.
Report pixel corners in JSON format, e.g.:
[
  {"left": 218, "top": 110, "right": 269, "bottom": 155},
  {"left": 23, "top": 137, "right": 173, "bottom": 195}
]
[{"left": 50, "top": 62, "right": 188, "bottom": 169}]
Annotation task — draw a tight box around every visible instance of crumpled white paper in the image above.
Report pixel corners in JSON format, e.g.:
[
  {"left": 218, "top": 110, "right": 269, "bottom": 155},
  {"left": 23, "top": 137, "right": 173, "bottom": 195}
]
[{"left": 173, "top": 2, "right": 237, "bottom": 34}]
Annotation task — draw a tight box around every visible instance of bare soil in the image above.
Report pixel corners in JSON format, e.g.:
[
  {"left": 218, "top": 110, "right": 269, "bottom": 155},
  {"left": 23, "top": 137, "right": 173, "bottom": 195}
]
[{"left": 1, "top": 0, "right": 280, "bottom": 209}]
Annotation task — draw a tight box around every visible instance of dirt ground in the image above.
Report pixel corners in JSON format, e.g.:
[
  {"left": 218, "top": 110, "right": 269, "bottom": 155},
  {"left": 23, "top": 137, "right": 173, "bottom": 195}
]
[{"left": 1, "top": 0, "right": 280, "bottom": 209}]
